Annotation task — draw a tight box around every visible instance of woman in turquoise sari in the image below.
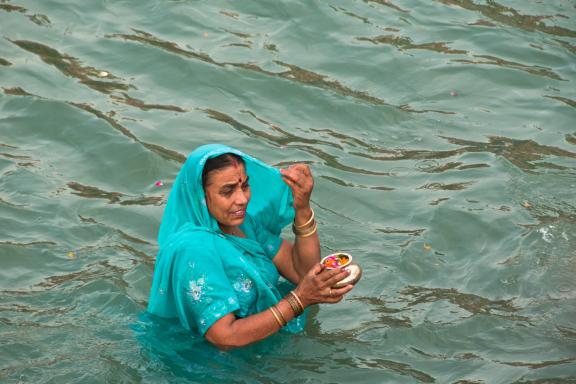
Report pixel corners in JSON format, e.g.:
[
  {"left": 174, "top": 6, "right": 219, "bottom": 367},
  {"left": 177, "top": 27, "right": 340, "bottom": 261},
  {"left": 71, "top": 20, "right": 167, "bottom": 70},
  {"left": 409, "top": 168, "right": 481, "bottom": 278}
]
[{"left": 148, "top": 144, "right": 354, "bottom": 349}]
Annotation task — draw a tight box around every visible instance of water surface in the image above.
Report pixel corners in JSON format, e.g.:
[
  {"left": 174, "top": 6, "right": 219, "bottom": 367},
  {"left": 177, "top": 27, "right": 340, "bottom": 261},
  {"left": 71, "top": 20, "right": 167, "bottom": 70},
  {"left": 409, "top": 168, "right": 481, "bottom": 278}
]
[{"left": 1, "top": 0, "right": 575, "bottom": 383}]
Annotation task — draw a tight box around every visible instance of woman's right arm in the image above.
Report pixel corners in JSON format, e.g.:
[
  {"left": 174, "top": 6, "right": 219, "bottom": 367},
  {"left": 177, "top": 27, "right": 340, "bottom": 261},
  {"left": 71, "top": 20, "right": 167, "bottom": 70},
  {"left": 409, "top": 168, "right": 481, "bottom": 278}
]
[{"left": 204, "top": 265, "right": 354, "bottom": 350}]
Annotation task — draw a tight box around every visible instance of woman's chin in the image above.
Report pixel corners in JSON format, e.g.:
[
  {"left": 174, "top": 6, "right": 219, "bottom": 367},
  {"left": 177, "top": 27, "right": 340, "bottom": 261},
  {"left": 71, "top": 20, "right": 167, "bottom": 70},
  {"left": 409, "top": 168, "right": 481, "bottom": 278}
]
[{"left": 226, "top": 216, "right": 245, "bottom": 227}]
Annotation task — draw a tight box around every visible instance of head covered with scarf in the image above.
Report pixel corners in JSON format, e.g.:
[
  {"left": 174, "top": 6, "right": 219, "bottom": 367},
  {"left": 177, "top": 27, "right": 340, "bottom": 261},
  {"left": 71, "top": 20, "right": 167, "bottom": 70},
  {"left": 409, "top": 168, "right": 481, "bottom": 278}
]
[{"left": 148, "top": 144, "right": 306, "bottom": 335}]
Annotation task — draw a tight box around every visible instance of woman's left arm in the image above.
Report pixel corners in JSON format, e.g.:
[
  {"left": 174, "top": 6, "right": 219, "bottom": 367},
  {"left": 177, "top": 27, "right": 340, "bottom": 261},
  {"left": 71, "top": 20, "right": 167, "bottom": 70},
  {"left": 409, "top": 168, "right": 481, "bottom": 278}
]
[{"left": 273, "top": 164, "right": 320, "bottom": 282}]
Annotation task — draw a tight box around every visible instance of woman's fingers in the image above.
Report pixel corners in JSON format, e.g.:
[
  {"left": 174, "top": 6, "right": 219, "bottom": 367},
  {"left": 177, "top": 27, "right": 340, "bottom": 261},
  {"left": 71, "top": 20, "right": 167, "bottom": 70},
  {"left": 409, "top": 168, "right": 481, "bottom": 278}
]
[
  {"left": 325, "top": 271, "right": 351, "bottom": 288},
  {"left": 325, "top": 284, "right": 354, "bottom": 303},
  {"left": 280, "top": 173, "right": 298, "bottom": 190},
  {"left": 331, "top": 284, "right": 354, "bottom": 297},
  {"left": 319, "top": 268, "right": 350, "bottom": 285},
  {"left": 280, "top": 169, "right": 299, "bottom": 184},
  {"left": 311, "top": 263, "right": 324, "bottom": 276},
  {"left": 280, "top": 165, "right": 312, "bottom": 188}
]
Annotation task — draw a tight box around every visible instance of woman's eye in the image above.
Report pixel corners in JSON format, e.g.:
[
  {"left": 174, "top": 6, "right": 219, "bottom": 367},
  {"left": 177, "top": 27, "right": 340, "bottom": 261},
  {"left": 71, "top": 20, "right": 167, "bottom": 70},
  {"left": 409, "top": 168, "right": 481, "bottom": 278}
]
[
  {"left": 220, "top": 189, "right": 233, "bottom": 196},
  {"left": 242, "top": 183, "right": 250, "bottom": 190}
]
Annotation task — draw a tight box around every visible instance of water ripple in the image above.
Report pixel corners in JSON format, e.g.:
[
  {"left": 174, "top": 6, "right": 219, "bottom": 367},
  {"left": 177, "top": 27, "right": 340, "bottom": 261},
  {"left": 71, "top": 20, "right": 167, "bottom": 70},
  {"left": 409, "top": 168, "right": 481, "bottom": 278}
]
[
  {"left": 320, "top": 175, "right": 394, "bottom": 190},
  {"left": 202, "top": 108, "right": 390, "bottom": 176},
  {"left": 452, "top": 54, "right": 565, "bottom": 81},
  {"left": 3, "top": 87, "right": 186, "bottom": 163},
  {"left": 9, "top": 40, "right": 133, "bottom": 94},
  {"left": 544, "top": 95, "right": 576, "bottom": 109},
  {"left": 0, "top": 2, "right": 51, "bottom": 26},
  {"left": 107, "top": 29, "right": 454, "bottom": 114},
  {"left": 399, "top": 286, "right": 528, "bottom": 321},
  {"left": 111, "top": 93, "right": 187, "bottom": 113},
  {"left": 0, "top": 240, "right": 57, "bottom": 247},
  {"left": 496, "top": 357, "right": 576, "bottom": 370},
  {"left": 35, "top": 259, "right": 129, "bottom": 291},
  {"left": 358, "top": 34, "right": 467, "bottom": 55},
  {"left": 438, "top": 0, "right": 576, "bottom": 39},
  {"left": 68, "top": 103, "right": 186, "bottom": 163},
  {"left": 348, "top": 135, "right": 576, "bottom": 173},
  {"left": 364, "top": 0, "right": 410, "bottom": 14},
  {"left": 335, "top": 357, "right": 436, "bottom": 383},
  {"left": 67, "top": 181, "right": 164, "bottom": 206},
  {"left": 417, "top": 181, "right": 475, "bottom": 191}
]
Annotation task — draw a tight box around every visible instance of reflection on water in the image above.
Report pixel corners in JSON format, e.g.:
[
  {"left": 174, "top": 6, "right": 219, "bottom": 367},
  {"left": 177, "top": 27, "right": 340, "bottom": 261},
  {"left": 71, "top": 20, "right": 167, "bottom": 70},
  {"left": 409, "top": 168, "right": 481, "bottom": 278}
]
[
  {"left": 358, "top": 34, "right": 467, "bottom": 55},
  {"left": 399, "top": 286, "right": 524, "bottom": 318},
  {"left": 336, "top": 357, "right": 436, "bottom": 383},
  {"left": 452, "top": 54, "right": 564, "bottom": 81},
  {"left": 438, "top": 0, "right": 576, "bottom": 39},
  {"left": 108, "top": 29, "right": 454, "bottom": 114},
  {"left": 68, "top": 181, "right": 163, "bottom": 206},
  {"left": 0, "top": 3, "right": 51, "bottom": 26},
  {"left": 10, "top": 39, "right": 132, "bottom": 94},
  {"left": 1, "top": 0, "right": 575, "bottom": 383}
]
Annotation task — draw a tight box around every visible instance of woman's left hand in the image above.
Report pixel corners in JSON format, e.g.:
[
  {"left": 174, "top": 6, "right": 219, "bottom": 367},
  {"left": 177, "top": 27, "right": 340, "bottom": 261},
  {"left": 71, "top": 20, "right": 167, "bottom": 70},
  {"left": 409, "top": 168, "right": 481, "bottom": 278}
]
[{"left": 280, "top": 164, "right": 314, "bottom": 211}]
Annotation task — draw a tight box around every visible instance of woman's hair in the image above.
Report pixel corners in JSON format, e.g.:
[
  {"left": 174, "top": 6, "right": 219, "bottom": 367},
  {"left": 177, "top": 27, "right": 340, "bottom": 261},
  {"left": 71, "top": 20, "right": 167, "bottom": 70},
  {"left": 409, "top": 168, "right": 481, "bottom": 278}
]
[{"left": 202, "top": 153, "right": 245, "bottom": 187}]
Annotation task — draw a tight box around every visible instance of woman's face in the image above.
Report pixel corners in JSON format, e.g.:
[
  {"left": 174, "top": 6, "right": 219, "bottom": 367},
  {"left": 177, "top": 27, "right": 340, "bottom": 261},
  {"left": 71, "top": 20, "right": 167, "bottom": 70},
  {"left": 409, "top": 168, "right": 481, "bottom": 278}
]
[{"left": 204, "top": 163, "right": 251, "bottom": 231}]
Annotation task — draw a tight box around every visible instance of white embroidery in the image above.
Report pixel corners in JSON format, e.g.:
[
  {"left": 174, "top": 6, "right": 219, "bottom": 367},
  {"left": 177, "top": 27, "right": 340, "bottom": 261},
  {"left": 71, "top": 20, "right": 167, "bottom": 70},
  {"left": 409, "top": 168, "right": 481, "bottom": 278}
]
[
  {"left": 233, "top": 275, "right": 254, "bottom": 293},
  {"left": 188, "top": 277, "right": 206, "bottom": 301}
]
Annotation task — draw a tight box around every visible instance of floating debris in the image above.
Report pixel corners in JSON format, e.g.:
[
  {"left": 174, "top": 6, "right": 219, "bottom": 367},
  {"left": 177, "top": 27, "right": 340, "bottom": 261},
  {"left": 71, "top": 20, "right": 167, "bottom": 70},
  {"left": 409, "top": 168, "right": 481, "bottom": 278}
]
[
  {"left": 67, "top": 251, "right": 76, "bottom": 259},
  {"left": 423, "top": 243, "right": 432, "bottom": 251},
  {"left": 154, "top": 180, "right": 164, "bottom": 187},
  {"left": 450, "top": 90, "right": 458, "bottom": 97},
  {"left": 521, "top": 201, "right": 532, "bottom": 208},
  {"left": 97, "top": 71, "right": 109, "bottom": 78}
]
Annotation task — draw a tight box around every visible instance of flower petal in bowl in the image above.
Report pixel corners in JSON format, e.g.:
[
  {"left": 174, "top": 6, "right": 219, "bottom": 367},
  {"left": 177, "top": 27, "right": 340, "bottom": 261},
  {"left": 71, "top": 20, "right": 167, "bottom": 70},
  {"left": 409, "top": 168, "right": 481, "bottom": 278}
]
[{"left": 321, "top": 252, "right": 352, "bottom": 270}]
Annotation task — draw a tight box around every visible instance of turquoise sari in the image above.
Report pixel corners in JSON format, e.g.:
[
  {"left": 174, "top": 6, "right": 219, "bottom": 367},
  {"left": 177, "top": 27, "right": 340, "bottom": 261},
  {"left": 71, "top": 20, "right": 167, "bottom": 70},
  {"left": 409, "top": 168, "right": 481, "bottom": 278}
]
[{"left": 148, "top": 144, "right": 306, "bottom": 336}]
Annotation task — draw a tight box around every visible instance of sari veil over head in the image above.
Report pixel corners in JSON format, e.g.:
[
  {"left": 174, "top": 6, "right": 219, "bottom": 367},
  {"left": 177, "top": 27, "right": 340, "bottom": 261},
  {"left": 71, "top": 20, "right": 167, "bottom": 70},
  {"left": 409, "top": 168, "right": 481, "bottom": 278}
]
[{"left": 148, "top": 144, "right": 305, "bottom": 335}]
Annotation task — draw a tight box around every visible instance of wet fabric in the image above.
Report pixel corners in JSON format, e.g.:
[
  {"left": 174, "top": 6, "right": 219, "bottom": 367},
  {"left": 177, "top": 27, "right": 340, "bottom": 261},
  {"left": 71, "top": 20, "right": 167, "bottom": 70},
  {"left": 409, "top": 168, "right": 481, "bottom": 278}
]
[{"left": 147, "top": 144, "right": 305, "bottom": 336}]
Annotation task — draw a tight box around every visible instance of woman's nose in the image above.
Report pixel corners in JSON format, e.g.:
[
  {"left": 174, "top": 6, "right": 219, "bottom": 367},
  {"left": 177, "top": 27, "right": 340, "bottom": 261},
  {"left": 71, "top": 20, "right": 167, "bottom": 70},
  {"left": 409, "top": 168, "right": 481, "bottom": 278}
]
[{"left": 235, "top": 190, "right": 248, "bottom": 205}]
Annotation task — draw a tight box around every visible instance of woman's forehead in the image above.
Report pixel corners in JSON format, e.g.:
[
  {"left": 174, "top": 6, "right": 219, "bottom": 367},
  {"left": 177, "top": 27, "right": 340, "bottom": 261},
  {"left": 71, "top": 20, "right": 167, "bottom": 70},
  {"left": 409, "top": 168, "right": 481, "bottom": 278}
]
[{"left": 206, "top": 164, "right": 247, "bottom": 185}]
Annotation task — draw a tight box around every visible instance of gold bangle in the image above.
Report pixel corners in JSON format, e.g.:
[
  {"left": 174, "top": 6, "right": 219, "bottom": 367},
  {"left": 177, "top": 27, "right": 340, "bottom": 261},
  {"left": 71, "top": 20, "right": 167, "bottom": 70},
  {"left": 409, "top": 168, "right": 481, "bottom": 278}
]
[
  {"left": 269, "top": 306, "right": 284, "bottom": 328},
  {"left": 293, "top": 219, "right": 317, "bottom": 235},
  {"left": 289, "top": 291, "right": 305, "bottom": 313},
  {"left": 275, "top": 304, "right": 288, "bottom": 326},
  {"left": 295, "top": 222, "right": 317, "bottom": 238},
  {"left": 293, "top": 209, "right": 314, "bottom": 230},
  {"left": 292, "top": 220, "right": 316, "bottom": 235},
  {"left": 285, "top": 295, "right": 302, "bottom": 317}
]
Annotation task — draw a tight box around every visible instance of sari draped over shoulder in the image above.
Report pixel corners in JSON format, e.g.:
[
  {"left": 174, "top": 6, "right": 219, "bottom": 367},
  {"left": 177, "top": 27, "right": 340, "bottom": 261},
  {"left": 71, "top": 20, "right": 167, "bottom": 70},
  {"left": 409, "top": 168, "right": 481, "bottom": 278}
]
[{"left": 148, "top": 144, "right": 305, "bottom": 336}]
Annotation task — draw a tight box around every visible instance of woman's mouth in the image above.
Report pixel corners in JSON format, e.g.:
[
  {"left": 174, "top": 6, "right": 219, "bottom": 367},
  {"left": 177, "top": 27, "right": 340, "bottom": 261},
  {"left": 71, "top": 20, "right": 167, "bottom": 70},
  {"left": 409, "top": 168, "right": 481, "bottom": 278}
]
[{"left": 230, "top": 209, "right": 246, "bottom": 219}]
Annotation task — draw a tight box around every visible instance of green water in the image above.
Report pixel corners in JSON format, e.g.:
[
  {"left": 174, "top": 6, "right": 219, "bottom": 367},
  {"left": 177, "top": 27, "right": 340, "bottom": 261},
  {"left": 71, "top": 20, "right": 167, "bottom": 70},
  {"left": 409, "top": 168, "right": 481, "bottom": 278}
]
[{"left": 1, "top": 0, "right": 575, "bottom": 383}]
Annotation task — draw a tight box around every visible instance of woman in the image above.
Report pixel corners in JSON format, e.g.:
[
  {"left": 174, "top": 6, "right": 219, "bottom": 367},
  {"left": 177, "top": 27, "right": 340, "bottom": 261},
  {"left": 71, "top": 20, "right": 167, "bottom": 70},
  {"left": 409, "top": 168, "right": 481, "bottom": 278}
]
[{"left": 148, "top": 144, "right": 354, "bottom": 349}]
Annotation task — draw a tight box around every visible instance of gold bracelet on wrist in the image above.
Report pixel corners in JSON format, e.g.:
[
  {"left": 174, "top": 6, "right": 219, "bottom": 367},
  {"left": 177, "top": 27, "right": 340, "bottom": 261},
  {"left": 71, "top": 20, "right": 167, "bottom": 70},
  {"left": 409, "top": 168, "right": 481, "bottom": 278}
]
[
  {"left": 293, "top": 208, "right": 315, "bottom": 230},
  {"left": 289, "top": 291, "right": 305, "bottom": 313},
  {"left": 292, "top": 221, "right": 315, "bottom": 235},
  {"left": 285, "top": 294, "right": 303, "bottom": 317},
  {"left": 269, "top": 306, "right": 285, "bottom": 328},
  {"left": 294, "top": 222, "right": 317, "bottom": 238},
  {"left": 275, "top": 304, "right": 288, "bottom": 326}
]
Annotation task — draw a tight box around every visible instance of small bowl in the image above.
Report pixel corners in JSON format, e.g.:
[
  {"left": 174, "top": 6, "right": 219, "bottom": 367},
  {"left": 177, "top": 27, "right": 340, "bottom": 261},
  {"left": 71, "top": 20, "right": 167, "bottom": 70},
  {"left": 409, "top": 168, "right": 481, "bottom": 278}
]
[
  {"left": 321, "top": 252, "right": 352, "bottom": 270},
  {"left": 333, "top": 263, "right": 362, "bottom": 288}
]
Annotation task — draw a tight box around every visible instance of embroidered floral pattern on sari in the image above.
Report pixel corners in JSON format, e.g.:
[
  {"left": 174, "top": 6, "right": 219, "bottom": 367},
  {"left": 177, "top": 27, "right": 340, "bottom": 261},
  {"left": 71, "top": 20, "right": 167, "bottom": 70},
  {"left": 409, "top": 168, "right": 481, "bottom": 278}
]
[{"left": 188, "top": 276, "right": 206, "bottom": 301}]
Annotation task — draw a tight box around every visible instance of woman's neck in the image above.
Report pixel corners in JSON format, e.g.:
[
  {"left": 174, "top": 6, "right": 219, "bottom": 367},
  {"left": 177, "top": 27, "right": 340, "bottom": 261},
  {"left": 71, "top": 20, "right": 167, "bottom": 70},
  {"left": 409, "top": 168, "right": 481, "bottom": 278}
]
[{"left": 220, "top": 224, "right": 246, "bottom": 238}]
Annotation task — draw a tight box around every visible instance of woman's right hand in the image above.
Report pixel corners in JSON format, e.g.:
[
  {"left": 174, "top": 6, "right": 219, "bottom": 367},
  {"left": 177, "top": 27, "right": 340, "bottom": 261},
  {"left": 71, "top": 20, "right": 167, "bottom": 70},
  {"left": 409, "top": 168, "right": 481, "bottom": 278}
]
[{"left": 293, "top": 264, "right": 355, "bottom": 307}]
